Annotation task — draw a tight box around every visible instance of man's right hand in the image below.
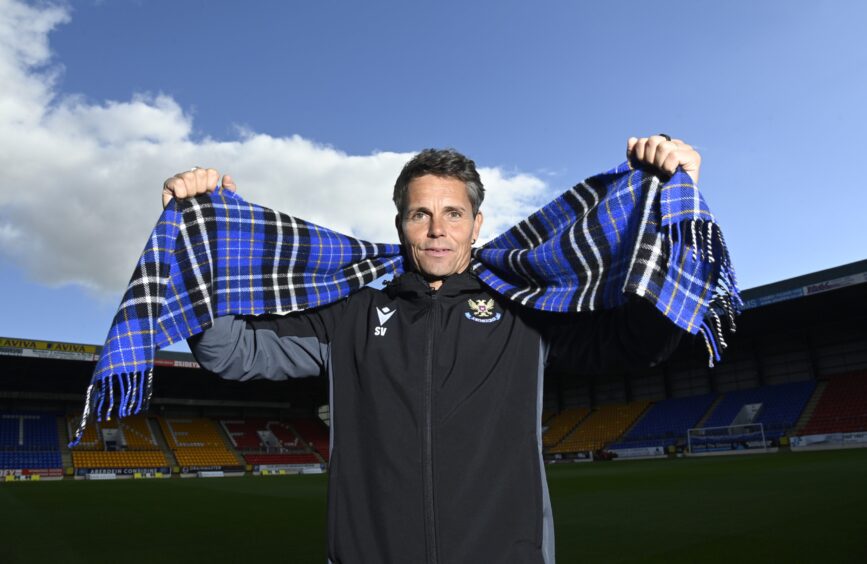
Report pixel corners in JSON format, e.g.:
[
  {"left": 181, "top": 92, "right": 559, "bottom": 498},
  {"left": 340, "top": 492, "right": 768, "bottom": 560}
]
[{"left": 162, "top": 167, "right": 237, "bottom": 209}]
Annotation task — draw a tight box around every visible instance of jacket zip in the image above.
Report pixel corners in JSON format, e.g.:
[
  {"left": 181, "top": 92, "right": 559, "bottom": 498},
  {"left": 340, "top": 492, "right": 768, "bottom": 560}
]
[{"left": 423, "top": 291, "right": 440, "bottom": 564}]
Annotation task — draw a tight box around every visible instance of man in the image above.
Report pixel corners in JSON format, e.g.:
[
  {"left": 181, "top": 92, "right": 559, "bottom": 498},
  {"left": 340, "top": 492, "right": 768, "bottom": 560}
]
[{"left": 163, "top": 136, "right": 699, "bottom": 563}]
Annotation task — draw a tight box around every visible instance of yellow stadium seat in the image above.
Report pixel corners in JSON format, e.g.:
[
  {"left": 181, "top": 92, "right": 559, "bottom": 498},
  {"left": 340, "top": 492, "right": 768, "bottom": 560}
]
[{"left": 549, "top": 401, "right": 650, "bottom": 454}]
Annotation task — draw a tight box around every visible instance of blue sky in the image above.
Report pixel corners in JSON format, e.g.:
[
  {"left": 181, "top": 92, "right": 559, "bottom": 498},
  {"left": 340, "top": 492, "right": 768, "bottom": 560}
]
[{"left": 0, "top": 0, "right": 865, "bottom": 349}]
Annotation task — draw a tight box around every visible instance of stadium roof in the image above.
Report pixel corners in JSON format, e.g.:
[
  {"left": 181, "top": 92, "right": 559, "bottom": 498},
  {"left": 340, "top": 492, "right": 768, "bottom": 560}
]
[
  {"left": 740, "top": 259, "right": 867, "bottom": 310},
  {"left": 0, "top": 336, "right": 200, "bottom": 367}
]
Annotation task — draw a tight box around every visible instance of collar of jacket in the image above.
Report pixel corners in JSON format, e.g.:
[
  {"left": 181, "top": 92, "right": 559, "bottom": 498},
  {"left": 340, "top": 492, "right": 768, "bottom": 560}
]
[{"left": 386, "top": 269, "right": 483, "bottom": 300}]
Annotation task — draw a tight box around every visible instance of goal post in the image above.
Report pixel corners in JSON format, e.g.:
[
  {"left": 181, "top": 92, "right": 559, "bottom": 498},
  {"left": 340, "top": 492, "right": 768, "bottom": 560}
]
[{"left": 687, "top": 423, "right": 767, "bottom": 454}]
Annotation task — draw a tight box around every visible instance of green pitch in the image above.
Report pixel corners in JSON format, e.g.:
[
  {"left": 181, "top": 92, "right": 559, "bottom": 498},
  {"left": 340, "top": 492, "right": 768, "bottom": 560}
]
[{"left": 1, "top": 449, "right": 865, "bottom": 563}]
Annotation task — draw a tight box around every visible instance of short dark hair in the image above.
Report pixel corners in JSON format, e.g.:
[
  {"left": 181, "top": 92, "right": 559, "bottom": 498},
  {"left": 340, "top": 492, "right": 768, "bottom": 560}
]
[{"left": 393, "top": 148, "right": 485, "bottom": 216}]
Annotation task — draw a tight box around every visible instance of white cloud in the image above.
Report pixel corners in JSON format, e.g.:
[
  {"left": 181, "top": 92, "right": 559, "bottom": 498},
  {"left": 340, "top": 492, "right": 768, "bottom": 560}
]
[{"left": 0, "top": 0, "right": 546, "bottom": 295}]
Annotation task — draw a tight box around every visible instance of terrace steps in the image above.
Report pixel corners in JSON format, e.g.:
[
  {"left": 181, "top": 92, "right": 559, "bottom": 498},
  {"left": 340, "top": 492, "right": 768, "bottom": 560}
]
[
  {"left": 215, "top": 420, "right": 246, "bottom": 466},
  {"left": 693, "top": 394, "right": 723, "bottom": 429},
  {"left": 56, "top": 415, "right": 72, "bottom": 470},
  {"left": 543, "top": 408, "right": 591, "bottom": 449},
  {"left": 791, "top": 380, "right": 828, "bottom": 435},
  {"left": 285, "top": 421, "right": 326, "bottom": 463},
  {"left": 550, "top": 402, "right": 649, "bottom": 453},
  {"left": 149, "top": 417, "right": 177, "bottom": 467},
  {"left": 285, "top": 418, "right": 331, "bottom": 462},
  {"left": 616, "top": 403, "right": 653, "bottom": 442}
]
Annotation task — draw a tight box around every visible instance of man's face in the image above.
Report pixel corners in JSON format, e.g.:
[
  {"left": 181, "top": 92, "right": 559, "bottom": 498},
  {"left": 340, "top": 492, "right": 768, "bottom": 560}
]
[{"left": 398, "top": 174, "right": 483, "bottom": 290}]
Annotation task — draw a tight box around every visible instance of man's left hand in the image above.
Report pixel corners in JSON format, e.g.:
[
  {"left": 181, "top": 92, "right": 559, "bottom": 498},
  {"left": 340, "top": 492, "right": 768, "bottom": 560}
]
[{"left": 627, "top": 135, "right": 701, "bottom": 184}]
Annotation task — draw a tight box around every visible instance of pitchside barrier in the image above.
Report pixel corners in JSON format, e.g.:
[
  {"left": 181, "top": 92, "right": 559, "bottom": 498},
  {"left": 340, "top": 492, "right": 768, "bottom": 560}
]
[
  {"left": 790, "top": 431, "right": 867, "bottom": 451},
  {"left": 77, "top": 467, "right": 171, "bottom": 479},
  {"left": 687, "top": 423, "right": 769, "bottom": 455},
  {"left": 546, "top": 451, "right": 593, "bottom": 464},
  {"left": 255, "top": 463, "right": 325, "bottom": 476},
  {"left": 608, "top": 446, "right": 666, "bottom": 460},
  {"left": 2, "top": 468, "right": 63, "bottom": 482},
  {"left": 178, "top": 464, "right": 245, "bottom": 477}
]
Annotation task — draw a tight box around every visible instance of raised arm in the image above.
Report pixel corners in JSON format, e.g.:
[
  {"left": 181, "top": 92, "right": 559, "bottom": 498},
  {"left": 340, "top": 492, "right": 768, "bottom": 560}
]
[
  {"left": 188, "top": 302, "right": 344, "bottom": 382},
  {"left": 539, "top": 133, "right": 700, "bottom": 374}
]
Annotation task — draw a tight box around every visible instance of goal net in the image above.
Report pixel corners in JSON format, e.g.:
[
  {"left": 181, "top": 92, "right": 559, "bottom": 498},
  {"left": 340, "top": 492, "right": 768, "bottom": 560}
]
[{"left": 687, "top": 423, "right": 767, "bottom": 454}]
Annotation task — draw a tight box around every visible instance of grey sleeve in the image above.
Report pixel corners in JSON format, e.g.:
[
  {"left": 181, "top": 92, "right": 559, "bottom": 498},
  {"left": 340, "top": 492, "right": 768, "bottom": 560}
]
[{"left": 188, "top": 315, "right": 329, "bottom": 382}]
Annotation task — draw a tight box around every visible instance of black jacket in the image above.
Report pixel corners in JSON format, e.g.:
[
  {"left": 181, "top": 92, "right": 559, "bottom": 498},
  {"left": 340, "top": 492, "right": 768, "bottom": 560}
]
[{"left": 190, "top": 270, "right": 682, "bottom": 564}]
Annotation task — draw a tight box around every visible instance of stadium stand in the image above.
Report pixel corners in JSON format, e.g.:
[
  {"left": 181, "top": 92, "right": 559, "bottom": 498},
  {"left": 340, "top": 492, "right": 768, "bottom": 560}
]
[
  {"left": 0, "top": 412, "right": 62, "bottom": 469},
  {"left": 71, "top": 450, "right": 169, "bottom": 469},
  {"left": 0, "top": 450, "right": 62, "bottom": 469},
  {"left": 244, "top": 453, "right": 321, "bottom": 465},
  {"left": 118, "top": 415, "right": 159, "bottom": 449},
  {"left": 287, "top": 418, "right": 330, "bottom": 460},
  {"left": 542, "top": 408, "right": 590, "bottom": 448},
  {"left": 549, "top": 402, "right": 649, "bottom": 453},
  {"left": 159, "top": 417, "right": 241, "bottom": 468},
  {"left": 701, "top": 381, "right": 816, "bottom": 439},
  {"left": 221, "top": 419, "right": 265, "bottom": 450},
  {"left": 1, "top": 412, "right": 59, "bottom": 450},
  {"left": 220, "top": 418, "right": 325, "bottom": 467},
  {"left": 67, "top": 414, "right": 100, "bottom": 448},
  {"left": 266, "top": 421, "right": 301, "bottom": 446},
  {"left": 173, "top": 447, "right": 240, "bottom": 467},
  {"left": 799, "top": 371, "right": 867, "bottom": 434},
  {"left": 161, "top": 417, "right": 230, "bottom": 448},
  {"left": 66, "top": 413, "right": 168, "bottom": 471},
  {"left": 608, "top": 394, "right": 718, "bottom": 449},
  {"left": 67, "top": 414, "right": 158, "bottom": 450}
]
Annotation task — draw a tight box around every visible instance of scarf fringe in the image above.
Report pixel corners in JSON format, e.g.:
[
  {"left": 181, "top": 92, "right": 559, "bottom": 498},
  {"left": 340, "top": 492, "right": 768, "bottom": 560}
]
[
  {"left": 668, "top": 217, "right": 742, "bottom": 368},
  {"left": 68, "top": 369, "right": 154, "bottom": 447}
]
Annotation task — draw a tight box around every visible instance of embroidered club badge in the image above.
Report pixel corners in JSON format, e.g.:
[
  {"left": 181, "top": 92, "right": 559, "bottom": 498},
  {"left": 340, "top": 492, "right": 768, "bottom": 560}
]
[{"left": 465, "top": 298, "right": 501, "bottom": 323}]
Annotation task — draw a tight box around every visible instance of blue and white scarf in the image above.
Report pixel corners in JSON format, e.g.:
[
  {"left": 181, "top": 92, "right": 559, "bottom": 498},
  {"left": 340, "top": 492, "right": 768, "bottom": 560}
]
[{"left": 69, "top": 161, "right": 740, "bottom": 446}]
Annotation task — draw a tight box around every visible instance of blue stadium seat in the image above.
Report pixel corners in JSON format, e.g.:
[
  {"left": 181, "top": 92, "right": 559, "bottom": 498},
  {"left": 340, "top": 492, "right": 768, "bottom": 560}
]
[
  {"left": 0, "top": 412, "right": 62, "bottom": 469},
  {"left": 608, "top": 394, "right": 717, "bottom": 449},
  {"left": 701, "top": 381, "right": 815, "bottom": 439},
  {"left": 0, "top": 412, "right": 60, "bottom": 449}
]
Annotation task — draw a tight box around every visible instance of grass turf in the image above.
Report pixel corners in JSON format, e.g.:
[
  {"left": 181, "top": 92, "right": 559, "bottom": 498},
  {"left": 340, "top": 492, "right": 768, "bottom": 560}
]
[{"left": 1, "top": 448, "right": 865, "bottom": 563}]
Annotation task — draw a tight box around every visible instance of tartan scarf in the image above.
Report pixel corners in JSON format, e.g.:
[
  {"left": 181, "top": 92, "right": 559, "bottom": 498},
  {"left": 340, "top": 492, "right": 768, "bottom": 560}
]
[{"left": 69, "top": 161, "right": 740, "bottom": 446}]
